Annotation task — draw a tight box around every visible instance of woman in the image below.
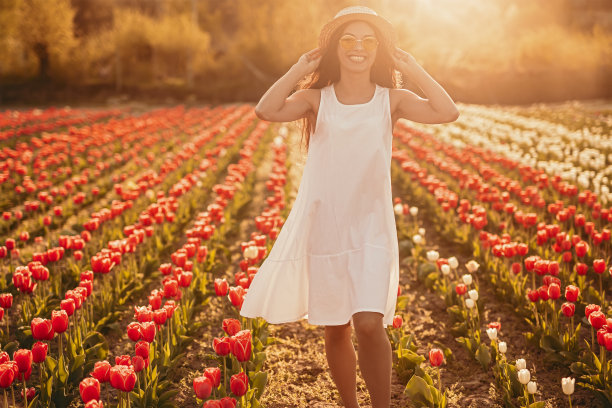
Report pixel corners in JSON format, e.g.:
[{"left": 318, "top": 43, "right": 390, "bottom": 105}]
[{"left": 240, "top": 6, "right": 459, "bottom": 407}]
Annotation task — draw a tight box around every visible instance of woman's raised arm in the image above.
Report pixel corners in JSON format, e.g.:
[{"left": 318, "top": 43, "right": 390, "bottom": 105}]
[{"left": 255, "top": 48, "right": 322, "bottom": 123}]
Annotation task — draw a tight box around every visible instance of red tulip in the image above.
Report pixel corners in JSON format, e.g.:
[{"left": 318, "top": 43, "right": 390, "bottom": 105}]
[
  {"left": 32, "top": 342, "right": 47, "bottom": 364},
  {"left": 219, "top": 397, "right": 238, "bottom": 408},
  {"left": 392, "top": 315, "right": 403, "bottom": 329},
  {"left": 193, "top": 375, "right": 213, "bottom": 399},
  {"left": 230, "top": 331, "right": 252, "bottom": 362},
  {"left": 163, "top": 279, "right": 179, "bottom": 298},
  {"left": 0, "top": 363, "right": 15, "bottom": 388},
  {"left": 5, "top": 239, "right": 15, "bottom": 251},
  {"left": 455, "top": 283, "right": 467, "bottom": 296},
  {"left": 547, "top": 283, "right": 561, "bottom": 300},
  {"left": 593, "top": 259, "right": 606, "bottom": 274},
  {"left": 140, "top": 322, "right": 156, "bottom": 343},
  {"left": 127, "top": 322, "right": 142, "bottom": 342},
  {"left": 109, "top": 365, "right": 137, "bottom": 392},
  {"left": 222, "top": 319, "right": 241, "bottom": 336},
  {"left": 229, "top": 371, "right": 248, "bottom": 396},
  {"left": 178, "top": 272, "right": 193, "bottom": 287},
  {"left": 213, "top": 337, "right": 231, "bottom": 356},
  {"left": 91, "top": 361, "right": 111, "bottom": 383},
  {"left": 561, "top": 302, "right": 575, "bottom": 317},
  {"left": 588, "top": 311, "right": 606, "bottom": 329},
  {"left": 131, "top": 355, "right": 146, "bottom": 372},
  {"left": 153, "top": 309, "right": 167, "bottom": 325},
  {"left": 214, "top": 279, "right": 229, "bottom": 296},
  {"left": 0, "top": 294, "right": 12, "bottom": 309},
  {"left": 429, "top": 348, "right": 444, "bottom": 367},
  {"left": 13, "top": 349, "right": 32, "bottom": 373},
  {"left": 135, "top": 341, "right": 149, "bottom": 360},
  {"left": 79, "top": 377, "right": 101, "bottom": 403},
  {"left": 511, "top": 262, "right": 522, "bottom": 275},
  {"left": 585, "top": 304, "right": 601, "bottom": 318},
  {"left": 31, "top": 317, "right": 54, "bottom": 340},
  {"left": 575, "top": 241, "right": 588, "bottom": 257},
  {"left": 565, "top": 285, "right": 580, "bottom": 302},
  {"left": 203, "top": 401, "right": 223, "bottom": 408},
  {"left": 204, "top": 367, "right": 221, "bottom": 388},
  {"left": 52, "top": 310, "right": 69, "bottom": 333}
]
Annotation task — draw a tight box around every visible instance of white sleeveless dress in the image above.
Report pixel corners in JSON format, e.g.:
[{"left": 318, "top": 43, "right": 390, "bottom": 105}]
[{"left": 240, "top": 83, "right": 399, "bottom": 328}]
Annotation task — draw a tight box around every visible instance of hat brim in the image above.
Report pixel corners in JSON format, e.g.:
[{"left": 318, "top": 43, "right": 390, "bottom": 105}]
[{"left": 318, "top": 13, "right": 397, "bottom": 53}]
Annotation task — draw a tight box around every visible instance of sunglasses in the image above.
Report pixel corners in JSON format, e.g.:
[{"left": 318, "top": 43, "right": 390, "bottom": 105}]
[{"left": 338, "top": 34, "right": 379, "bottom": 52}]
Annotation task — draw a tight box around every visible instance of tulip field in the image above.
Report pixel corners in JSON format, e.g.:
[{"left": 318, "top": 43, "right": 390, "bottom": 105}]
[{"left": 0, "top": 102, "right": 610, "bottom": 408}]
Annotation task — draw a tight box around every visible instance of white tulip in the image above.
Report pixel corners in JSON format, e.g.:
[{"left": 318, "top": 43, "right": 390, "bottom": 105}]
[
  {"left": 518, "top": 368, "right": 530, "bottom": 385},
  {"left": 561, "top": 377, "right": 575, "bottom": 395},
  {"left": 468, "top": 289, "right": 479, "bottom": 301},
  {"left": 273, "top": 136, "right": 284, "bottom": 146},
  {"left": 516, "top": 358, "right": 526, "bottom": 370},
  {"left": 465, "top": 260, "right": 480, "bottom": 273},
  {"left": 244, "top": 245, "right": 259, "bottom": 259},
  {"left": 486, "top": 327, "right": 497, "bottom": 341},
  {"left": 279, "top": 126, "right": 288, "bottom": 137},
  {"left": 409, "top": 206, "right": 418, "bottom": 217},
  {"left": 498, "top": 341, "right": 507, "bottom": 354},
  {"left": 465, "top": 298, "right": 475, "bottom": 309},
  {"left": 448, "top": 257, "right": 459, "bottom": 269},
  {"left": 394, "top": 203, "right": 404, "bottom": 216},
  {"left": 418, "top": 227, "right": 425, "bottom": 236},
  {"left": 462, "top": 274, "right": 472, "bottom": 286},
  {"left": 426, "top": 250, "right": 439, "bottom": 262},
  {"left": 527, "top": 381, "right": 537, "bottom": 394},
  {"left": 441, "top": 264, "right": 450, "bottom": 276},
  {"left": 412, "top": 234, "right": 423, "bottom": 245}
]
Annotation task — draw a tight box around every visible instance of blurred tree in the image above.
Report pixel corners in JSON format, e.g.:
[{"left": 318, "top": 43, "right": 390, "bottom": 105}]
[
  {"left": 15, "top": 0, "right": 77, "bottom": 79},
  {"left": 71, "top": 0, "right": 114, "bottom": 37}
]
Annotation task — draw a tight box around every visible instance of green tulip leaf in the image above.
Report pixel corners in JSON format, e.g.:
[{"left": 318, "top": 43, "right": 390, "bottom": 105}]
[
  {"left": 405, "top": 374, "right": 434, "bottom": 407},
  {"left": 475, "top": 343, "right": 491, "bottom": 369}
]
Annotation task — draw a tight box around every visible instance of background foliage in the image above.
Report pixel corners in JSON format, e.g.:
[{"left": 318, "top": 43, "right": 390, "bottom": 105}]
[{"left": 0, "top": 0, "right": 611, "bottom": 104}]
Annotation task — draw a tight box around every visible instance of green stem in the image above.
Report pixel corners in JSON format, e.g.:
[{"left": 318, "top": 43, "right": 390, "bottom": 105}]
[
  {"left": 22, "top": 374, "right": 27, "bottom": 408},
  {"left": 568, "top": 395, "right": 572, "bottom": 408},
  {"left": 437, "top": 367, "right": 442, "bottom": 396}
]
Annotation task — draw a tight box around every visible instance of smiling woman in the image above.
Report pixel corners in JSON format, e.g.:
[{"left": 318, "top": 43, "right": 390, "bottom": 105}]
[{"left": 242, "top": 6, "right": 459, "bottom": 408}]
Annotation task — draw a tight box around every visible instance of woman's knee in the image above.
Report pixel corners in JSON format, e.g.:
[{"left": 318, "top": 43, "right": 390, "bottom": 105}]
[
  {"left": 352, "top": 311, "right": 383, "bottom": 338},
  {"left": 324, "top": 321, "right": 351, "bottom": 342}
]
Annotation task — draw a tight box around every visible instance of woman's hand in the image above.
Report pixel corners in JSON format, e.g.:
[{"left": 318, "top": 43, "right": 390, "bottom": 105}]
[
  {"left": 293, "top": 47, "right": 322, "bottom": 77},
  {"left": 392, "top": 47, "right": 419, "bottom": 74}
]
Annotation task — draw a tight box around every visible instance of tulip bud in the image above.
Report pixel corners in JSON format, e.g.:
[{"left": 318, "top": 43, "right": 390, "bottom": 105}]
[
  {"left": 409, "top": 206, "right": 418, "bottom": 216},
  {"left": 486, "top": 328, "right": 497, "bottom": 341},
  {"left": 412, "top": 234, "right": 423, "bottom": 245},
  {"left": 448, "top": 257, "right": 458, "bottom": 269},
  {"left": 518, "top": 368, "right": 530, "bottom": 385},
  {"left": 527, "top": 381, "right": 537, "bottom": 394},
  {"left": 468, "top": 289, "right": 478, "bottom": 301},
  {"left": 229, "top": 371, "right": 248, "bottom": 396},
  {"left": 440, "top": 264, "right": 450, "bottom": 276},
  {"left": 561, "top": 377, "right": 575, "bottom": 395},
  {"left": 393, "top": 203, "right": 403, "bottom": 215},
  {"left": 498, "top": 342, "right": 507, "bottom": 354},
  {"left": 79, "top": 377, "right": 101, "bottom": 403},
  {"left": 193, "top": 376, "right": 213, "bottom": 399},
  {"left": 515, "top": 358, "right": 526, "bottom": 370},
  {"left": 426, "top": 250, "right": 439, "bottom": 262},
  {"left": 465, "top": 260, "right": 480, "bottom": 273},
  {"left": 465, "top": 298, "right": 475, "bottom": 309},
  {"left": 392, "top": 315, "right": 403, "bottom": 329},
  {"left": 429, "top": 348, "right": 444, "bottom": 367},
  {"left": 462, "top": 274, "right": 472, "bottom": 286}
]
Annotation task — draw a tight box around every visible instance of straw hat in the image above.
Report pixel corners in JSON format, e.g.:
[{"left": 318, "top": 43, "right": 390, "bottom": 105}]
[{"left": 318, "top": 6, "right": 397, "bottom": 52}]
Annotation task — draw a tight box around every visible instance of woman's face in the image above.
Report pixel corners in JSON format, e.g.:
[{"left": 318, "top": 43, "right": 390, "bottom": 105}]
[{"left": 335, "top": 21, "right": 378, "bottom": 74}]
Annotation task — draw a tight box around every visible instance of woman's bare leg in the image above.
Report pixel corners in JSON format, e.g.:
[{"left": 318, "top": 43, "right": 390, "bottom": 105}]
[
  {"left": 352, "top": 311, "right": 391, "bottom": 408},
  {"left": 324, "top": 322, "right": 360, "bottom": 408}
]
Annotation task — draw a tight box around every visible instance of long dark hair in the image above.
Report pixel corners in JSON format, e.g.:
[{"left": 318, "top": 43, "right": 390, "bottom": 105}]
[{"left": 295, "top": 20, "right": 402, "bottom": 153}]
